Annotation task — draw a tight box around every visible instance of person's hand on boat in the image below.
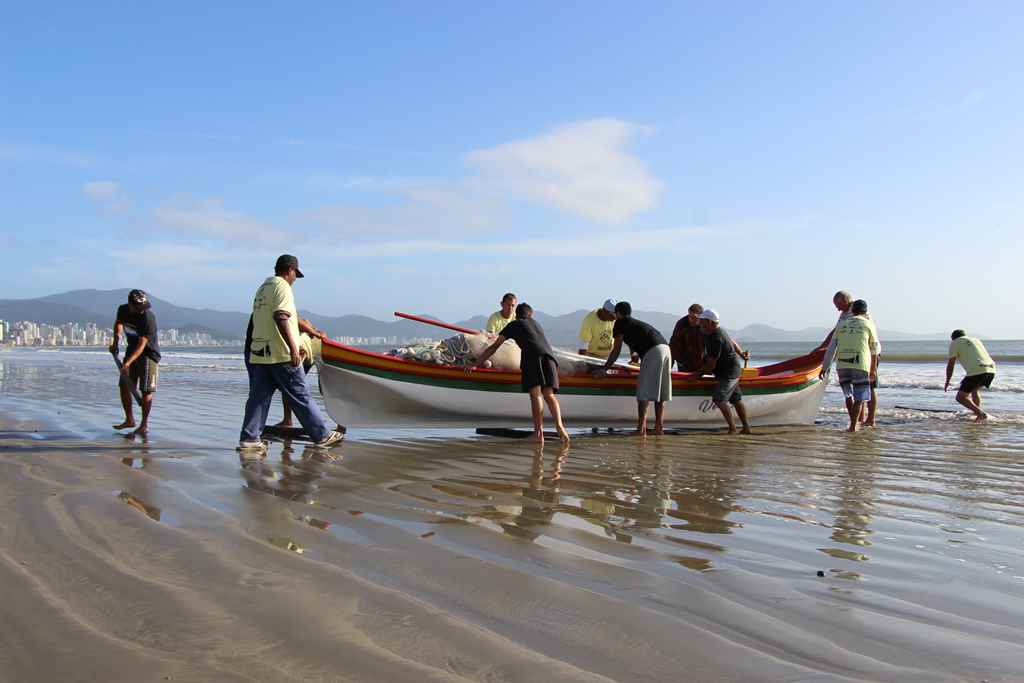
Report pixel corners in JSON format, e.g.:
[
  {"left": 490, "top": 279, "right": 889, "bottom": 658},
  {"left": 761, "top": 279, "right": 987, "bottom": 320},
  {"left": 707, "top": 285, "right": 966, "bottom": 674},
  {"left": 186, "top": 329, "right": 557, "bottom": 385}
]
[{"left": 740, "top": 350, "right": 751, "bottom": 361}]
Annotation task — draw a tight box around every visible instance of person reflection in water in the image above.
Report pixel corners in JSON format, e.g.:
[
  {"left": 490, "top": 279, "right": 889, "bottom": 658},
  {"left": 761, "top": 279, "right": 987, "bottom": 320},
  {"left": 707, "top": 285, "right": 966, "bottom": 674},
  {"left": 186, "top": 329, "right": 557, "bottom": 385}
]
[{"left": 501, "top": 445, "right": 568, "bottom": 542}]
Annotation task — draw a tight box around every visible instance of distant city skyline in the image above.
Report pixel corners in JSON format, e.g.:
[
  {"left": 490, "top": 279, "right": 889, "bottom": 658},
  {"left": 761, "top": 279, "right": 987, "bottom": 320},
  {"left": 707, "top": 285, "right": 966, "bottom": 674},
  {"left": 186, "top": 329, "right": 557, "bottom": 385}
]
[{"left": 2, "top": 3, "right": 1022, "bottom": 336}]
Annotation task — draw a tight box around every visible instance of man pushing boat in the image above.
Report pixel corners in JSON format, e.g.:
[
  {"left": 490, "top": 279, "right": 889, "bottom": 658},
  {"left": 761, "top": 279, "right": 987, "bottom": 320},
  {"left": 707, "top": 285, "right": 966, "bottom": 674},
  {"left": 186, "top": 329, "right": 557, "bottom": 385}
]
[
  {"left": 600, "top": 301, "right": 672, "bottom": 436},
  {"left": 470, "top": 303, "right": 570, "bottom": 444}
]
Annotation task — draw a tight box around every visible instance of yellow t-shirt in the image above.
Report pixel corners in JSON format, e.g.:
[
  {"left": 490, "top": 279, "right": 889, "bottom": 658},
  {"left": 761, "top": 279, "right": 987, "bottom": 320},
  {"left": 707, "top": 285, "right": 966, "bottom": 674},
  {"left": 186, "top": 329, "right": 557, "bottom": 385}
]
[
  {"left": 949, "top": 336, "right": 995, "bottom": 377},
  {"left": 249, "top": 276, "right": 299, "bottom": 365},
  {"left": 486, "top": 310, "right": 515, "bottom": 334},
  {"left": 578, "top": 309, "right": 615, "bottom": 355},
  {"left": 834, "top": 315, "right": 879, "bottom": 372}
]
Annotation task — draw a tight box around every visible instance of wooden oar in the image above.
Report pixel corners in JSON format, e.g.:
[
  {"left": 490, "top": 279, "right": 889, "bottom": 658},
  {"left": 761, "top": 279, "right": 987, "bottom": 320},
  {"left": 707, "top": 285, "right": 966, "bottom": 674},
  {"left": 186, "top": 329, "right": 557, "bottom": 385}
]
[
  {"left": 111, "top": 350, "right": 143, "bottom": 406},
  {"left": 394, "top": 311, "right": 478, "bottom": 335}
]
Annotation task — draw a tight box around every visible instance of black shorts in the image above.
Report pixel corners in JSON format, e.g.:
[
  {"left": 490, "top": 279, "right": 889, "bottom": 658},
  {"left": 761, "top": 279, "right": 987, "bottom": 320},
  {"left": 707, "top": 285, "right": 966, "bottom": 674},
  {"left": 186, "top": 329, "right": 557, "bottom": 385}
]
[
  {"left": 521, "top": 354, "right": 559, "bottom": 393},
  {"left": 959, "top": 372, "right": 994, "bottom": 393},
  {"left": 128, "top": 357, "right": 159, "bottom": 394}
]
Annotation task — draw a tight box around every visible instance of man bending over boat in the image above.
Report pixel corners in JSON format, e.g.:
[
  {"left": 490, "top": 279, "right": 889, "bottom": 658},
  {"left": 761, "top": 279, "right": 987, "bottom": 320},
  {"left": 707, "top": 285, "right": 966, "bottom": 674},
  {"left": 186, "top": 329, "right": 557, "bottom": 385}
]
[
  {"left": 669, "top": 303, "right": 706, "bottom": 372},
  {"left": 695, "top": 309, "right": 752, "bottom": 435},
  {"left": 601, "top": 301, "right": 672, "bottom": 436},
  {"left": 239, "top": 254, "right": 343, "bottom": 451},
  {"left": 945, "top": 329, "right": 996, "bottom": 422},
  {"left": 485, "top": 293, "right": 517, "bottom": 334},
  {"left": 577, "top": 299, "right": 617, "bottom": 357},
  {"left": 471, "top": 303, "right": 570, "bottom": 444}
]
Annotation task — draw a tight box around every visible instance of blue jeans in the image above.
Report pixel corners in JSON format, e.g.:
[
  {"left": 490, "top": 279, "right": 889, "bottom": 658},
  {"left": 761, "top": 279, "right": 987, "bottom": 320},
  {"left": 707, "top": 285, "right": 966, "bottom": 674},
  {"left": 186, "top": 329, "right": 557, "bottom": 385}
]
[{"left": 240, "top": 361, "right": 330, "bottom": 442}]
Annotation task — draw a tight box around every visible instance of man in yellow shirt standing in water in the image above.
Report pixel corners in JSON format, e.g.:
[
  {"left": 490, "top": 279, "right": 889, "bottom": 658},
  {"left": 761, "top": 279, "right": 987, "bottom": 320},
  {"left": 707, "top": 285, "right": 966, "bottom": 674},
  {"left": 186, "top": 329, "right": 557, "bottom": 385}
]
[
  {"left": 577, "top": 299, "right": 617, "bottom": 357},
  {"left": 945, "top": 329, "right": 997, "bottom": 421},
  {"left": 824, "top": 299, "right": 880, "bottom": 432}
]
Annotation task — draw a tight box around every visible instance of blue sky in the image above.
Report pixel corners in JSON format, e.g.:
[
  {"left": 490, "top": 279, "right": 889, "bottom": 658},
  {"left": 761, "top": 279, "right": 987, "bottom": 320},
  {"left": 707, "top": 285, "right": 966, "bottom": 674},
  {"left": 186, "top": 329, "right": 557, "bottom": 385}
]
[{"left": 2, "top": 2, "right": 1022, "bottom": 336}]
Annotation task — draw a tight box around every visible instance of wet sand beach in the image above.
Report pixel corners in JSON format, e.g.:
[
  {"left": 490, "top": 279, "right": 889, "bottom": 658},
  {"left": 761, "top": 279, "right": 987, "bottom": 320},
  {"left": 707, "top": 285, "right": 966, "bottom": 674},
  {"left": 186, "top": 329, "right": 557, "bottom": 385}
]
[{"left": 1, "top": 348, "right": 1024, "bottom": 682}]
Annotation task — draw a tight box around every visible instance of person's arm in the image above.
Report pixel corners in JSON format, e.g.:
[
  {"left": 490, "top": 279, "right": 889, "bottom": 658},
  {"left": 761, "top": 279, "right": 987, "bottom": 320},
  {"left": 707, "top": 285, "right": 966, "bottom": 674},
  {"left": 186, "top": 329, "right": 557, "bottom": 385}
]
[
  {"left": 299, "top": 318, "right": 327, "bottom": 340},
  {"left": 731, "top": 338, "right": 750, "bottom": 362},
  {"left": 275, "top": 310, "right": 301, "bottom": 366},
  {"left": 578, "top": 316, "right": 591, "bottom": 355},
  {"left": 121, "top": 336, "right": 148, "bottom": 372},
  {"left": 109, "top": 318, "right": 123, "bottom": 354},
  {"left": 820, "top": 334, "right": 839, "bottom": 378},
  {"left": 870, "top": 352, "right": 879, "bottom": 381},
  {"left": 601, "top": 336, "right": 624, "bottom": 371},
  {"left": 944, "top": 357, "right": 956, "bottom": 392},
  {"left": 469, "top": 335, "right": 508, "bottom": 370},
  {"left": 696, "top": 353, "right": 718, "bottom": 376}
]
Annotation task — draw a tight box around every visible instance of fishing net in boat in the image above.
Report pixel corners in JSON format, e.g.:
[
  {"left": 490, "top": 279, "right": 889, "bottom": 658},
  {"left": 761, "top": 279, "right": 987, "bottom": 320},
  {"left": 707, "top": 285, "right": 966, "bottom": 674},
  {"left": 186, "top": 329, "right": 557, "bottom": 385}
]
[{"left": 387, "top": 333, "right": 522, "bottom": 370}]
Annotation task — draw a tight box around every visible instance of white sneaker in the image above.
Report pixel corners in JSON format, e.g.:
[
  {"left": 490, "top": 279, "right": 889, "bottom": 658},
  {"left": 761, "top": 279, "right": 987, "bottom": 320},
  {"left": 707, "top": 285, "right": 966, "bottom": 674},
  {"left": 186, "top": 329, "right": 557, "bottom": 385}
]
[
  {"left": 314, "top": 430, "right": 344, "bottom": 448},
  {"left": 237, "top": 440, "right": 267, "bottom": 452}
]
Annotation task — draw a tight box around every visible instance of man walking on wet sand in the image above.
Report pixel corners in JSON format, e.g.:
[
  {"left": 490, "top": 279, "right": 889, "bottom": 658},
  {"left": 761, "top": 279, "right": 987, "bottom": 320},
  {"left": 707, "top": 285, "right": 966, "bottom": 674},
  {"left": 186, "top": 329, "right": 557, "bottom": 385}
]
[
  {"left": 239, "top": 255, "right": 343, "bottom": 451},
  {"left": 110, "top": 289, "right": 161, "bottom": 436},
  {"left": 945, "top": 329, "right": 996, "bottom": 421},
  {"left": 471, "top": 303, "right": 570, "bottom": 444}
]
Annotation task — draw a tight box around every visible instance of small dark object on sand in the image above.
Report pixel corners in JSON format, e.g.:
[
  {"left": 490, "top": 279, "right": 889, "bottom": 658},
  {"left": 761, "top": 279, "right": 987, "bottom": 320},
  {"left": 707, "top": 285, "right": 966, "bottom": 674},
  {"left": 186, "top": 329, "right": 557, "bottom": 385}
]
[{"left": 817, "top": 570, "right": 825, "bottom": 577}]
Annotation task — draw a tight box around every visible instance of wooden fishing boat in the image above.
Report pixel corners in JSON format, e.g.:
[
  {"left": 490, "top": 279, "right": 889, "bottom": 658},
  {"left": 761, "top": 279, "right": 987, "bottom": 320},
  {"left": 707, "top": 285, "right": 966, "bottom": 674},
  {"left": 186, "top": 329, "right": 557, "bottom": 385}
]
[{"left": 318, "top": 339, "right": 827, "bottom": 427}]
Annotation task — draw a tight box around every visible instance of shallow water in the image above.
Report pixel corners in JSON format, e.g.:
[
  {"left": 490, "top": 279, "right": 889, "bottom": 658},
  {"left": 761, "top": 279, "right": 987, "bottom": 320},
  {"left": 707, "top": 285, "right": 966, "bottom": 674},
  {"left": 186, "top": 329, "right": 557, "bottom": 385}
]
[{"left": 1, "top": 347, "right": 1023, "bottom": 681}]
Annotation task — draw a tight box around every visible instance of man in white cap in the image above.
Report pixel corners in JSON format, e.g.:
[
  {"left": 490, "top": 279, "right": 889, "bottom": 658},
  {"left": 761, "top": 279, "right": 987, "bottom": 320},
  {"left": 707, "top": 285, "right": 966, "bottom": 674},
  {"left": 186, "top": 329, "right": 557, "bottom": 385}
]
[
  {"left": 695, "top": 308, "right": 752, "bottom": 434},
  {"left": 577, "top": 299, "right": 617, "bottom": 357}
]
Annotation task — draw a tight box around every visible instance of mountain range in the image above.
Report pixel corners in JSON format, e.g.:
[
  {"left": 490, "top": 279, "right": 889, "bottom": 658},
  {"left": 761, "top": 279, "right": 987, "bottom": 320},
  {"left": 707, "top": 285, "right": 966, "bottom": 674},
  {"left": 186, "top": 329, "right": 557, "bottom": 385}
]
[{"left": 0, "top": 289, "right": 954, "bottom": 344}]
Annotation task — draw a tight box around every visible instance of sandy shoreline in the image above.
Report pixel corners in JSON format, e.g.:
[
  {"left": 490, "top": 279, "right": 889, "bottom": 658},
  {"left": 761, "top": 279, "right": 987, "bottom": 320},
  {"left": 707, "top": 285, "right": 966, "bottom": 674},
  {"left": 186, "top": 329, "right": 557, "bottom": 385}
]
[{"left": 2, "top": 407, "right": 1024, "bottom": 683}]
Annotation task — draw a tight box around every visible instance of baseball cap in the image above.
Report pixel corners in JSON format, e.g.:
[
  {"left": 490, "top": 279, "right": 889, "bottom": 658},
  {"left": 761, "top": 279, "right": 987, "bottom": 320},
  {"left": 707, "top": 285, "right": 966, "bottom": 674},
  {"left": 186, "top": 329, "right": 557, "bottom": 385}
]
[
  {"left": 602, "top": 299, "right": 616, "bottom": 313},
  {"left": 275, "top": 254, "right": 304, "bottom": 278},
  {"left": 127, "top": 289, "right": 151, "bottom": 309},
  {"left": 698, "top": 308, "right": 720, "bottom": 323}
]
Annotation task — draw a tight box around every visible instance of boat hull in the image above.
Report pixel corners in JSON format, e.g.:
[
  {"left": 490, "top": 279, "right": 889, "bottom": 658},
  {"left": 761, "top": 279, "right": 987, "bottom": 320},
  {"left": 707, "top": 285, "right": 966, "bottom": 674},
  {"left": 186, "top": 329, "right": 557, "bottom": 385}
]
[{"left": 319, "top": 342, "right": 826, "bottom": 428}]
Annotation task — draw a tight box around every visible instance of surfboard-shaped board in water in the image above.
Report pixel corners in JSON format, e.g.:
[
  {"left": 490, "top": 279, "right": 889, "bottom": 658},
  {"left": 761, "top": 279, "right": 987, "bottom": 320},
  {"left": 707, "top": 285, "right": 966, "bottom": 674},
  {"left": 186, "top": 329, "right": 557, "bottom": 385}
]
[{"left": 261, "top": 425, "right": 347, "bottom": 441}]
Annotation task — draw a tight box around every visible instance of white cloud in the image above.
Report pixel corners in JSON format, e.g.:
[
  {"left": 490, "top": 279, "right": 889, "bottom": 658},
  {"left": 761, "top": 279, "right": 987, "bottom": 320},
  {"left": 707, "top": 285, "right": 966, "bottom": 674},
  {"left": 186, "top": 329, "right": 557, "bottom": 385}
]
[
  {"left": 324, "top": 225, "right": 711, "bottom": 259},
  {"left": 83, "top": 180, "right": 128, "bottom": 212},
  {"left": 306, "top": 183, "right": 504, "bottom": 237},
  {"left": 465, "top": 118, "right": 662, "bottom": 223},
  {"left": 153, "top": 196, "right": 292, "bottom": 245}
]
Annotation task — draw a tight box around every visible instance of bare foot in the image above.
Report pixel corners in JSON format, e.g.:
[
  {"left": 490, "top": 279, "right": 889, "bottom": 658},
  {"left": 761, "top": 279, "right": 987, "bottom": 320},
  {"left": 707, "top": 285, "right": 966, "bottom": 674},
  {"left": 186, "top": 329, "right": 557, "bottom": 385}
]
[
  {"left": 273, "top": 420, "right": 293, "bottom": 428},
  {"left": 557, "top": 429, "right": 571, "bottom": 443},
  {"left": 654, "top": 427, "right": 665, "bottom": 436},
  {"left": 847, "top": 425, "right": 859, "bottom": 433},
  {"left": 740, "top": 426, "right": 752, "bottom": 435},
  {"left": 864, "top": 421, "right": 876, "bottom": 428},
  {"left": 113, "top": 421, "right": 136, "bottom": 430},
  {"left": 528, "top": 432, "right": 545, "bottom": 445},
  {"left": 132, "top": 426, "right": 149, "bottom": 437},
  {"left": 975, "top": 413, "right": 989, "bottom": 422},
  {"left": 635, "top": 429, "right": 647, "bottom": 437}
]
